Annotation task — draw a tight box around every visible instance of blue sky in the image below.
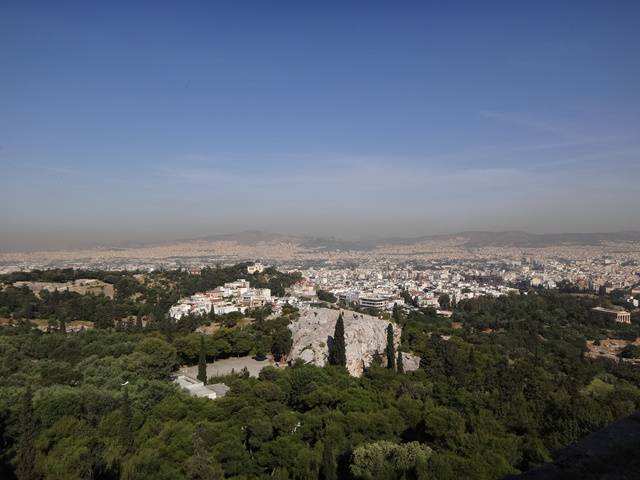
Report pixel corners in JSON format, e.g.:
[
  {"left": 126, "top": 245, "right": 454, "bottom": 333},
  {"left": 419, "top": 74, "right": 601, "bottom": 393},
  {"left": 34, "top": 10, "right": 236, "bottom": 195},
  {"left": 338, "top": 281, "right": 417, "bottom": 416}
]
[{"left": 1, "top": 1, "right": 639, "bottom": 250}]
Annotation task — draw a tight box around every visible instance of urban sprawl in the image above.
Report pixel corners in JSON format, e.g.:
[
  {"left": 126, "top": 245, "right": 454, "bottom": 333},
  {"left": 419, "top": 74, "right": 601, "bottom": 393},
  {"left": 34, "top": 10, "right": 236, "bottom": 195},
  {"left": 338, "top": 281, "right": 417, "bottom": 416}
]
[{"left": 4, "top": 237, "right": 638, "bottom": 319}]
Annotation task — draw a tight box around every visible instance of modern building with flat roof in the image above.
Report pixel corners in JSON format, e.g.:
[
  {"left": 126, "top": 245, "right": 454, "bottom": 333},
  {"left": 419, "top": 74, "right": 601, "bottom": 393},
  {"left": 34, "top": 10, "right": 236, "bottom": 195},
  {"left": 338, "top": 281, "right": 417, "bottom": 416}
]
[
  {"left": 174, "top": 375, "right": 230, "bottom": 400},
  {"left": 359, "top": 296, "right": 387, "bottom": 310}
]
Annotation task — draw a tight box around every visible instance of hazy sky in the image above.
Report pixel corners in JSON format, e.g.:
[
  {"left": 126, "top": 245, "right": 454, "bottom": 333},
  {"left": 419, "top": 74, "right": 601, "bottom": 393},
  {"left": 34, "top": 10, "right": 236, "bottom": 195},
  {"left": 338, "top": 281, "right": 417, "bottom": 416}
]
[{"left": 1, "top": 1, "right": 639, "bottom": 251}]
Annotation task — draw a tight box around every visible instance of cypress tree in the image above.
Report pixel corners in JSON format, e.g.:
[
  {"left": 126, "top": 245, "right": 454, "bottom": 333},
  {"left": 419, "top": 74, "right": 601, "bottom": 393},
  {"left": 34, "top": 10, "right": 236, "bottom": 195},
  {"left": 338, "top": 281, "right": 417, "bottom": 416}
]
[
  {"left": 321, "top": 440, "right": 337, "bottom": 480},
  {"left": 119, "top": 388, "right": 134, "bottom": 455},
  {"left": 392, "top": 302, "right": 401, "bottom": 321},
  {"left": 386, "top": 323, "right": 396, "bottom": 370},
  {"left": 198, "top": 336, "right": 207, "bottom": 384},
  {"left": 15, "top": 387, "right": 39, "bottom": 480},
  {"left": 59, "top": 319, "right": 66, "bottom": 334},
  {"left": 329, "top": 313, "right": 346, "bottom": 366},
  {"left": 397, "top": 349, "right": 404, "bottom": 374}
]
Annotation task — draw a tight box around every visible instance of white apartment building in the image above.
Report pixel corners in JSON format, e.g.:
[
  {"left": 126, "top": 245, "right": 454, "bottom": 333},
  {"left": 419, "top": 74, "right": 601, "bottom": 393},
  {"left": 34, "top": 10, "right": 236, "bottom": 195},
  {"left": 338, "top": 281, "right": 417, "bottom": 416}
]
[{"left": 169, "top": 278, "right": 268, "bottom": 319}]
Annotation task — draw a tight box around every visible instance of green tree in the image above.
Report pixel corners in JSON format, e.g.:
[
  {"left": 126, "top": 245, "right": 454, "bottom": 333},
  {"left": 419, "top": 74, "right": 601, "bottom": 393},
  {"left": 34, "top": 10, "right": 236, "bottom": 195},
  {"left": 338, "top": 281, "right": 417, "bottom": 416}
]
[
  {"left": 132, "top": 336, "right": 178, "bottom": 379},
  {"left": 438, "top": 293, "right": 451, "bottom": 310},
  {"left": 351, "top": 441, "right": 431, "bottom": 480},
  {"left": 423, "top": 405, "right": 465, "bottom": 449},
  {"left": 184, "top": 425, "right": 223, "bottom": 480},
  {"left": 317, "top": 290, "right": 337, "bottom": 304},
  {"left": 370, "top": 351, "right": 383, "bottom": 368},
  {"left": 321, "top": 440, "right": 337, "bottom": 480},
  {"left": 271, "top": 327, "right": 292, "bottom": 361},
  {"left": 15, "top": 387, "right": 39, "bottom": 480},
  {"left": 119, "top": 388, "right": 134, "bottom": 455},
  {"left": 36, "top": 416, "right": 96, "bottom": 480},
  {"left": 397, "top": 349, "right": 404, "bottom": 374},
  {"left": 198, "top": 335, "right": 207, "bottom": 384},
  {"left": 620, "top": 344, "right": 640, "bottom": 359},
  {"left": 386, "top": 323, "right": 396, "bottom": 370},
  {"left": 246, "top": 418, "right": 273, "bottom": 451},
  {"left": 329, "top": 313, "right": 346, "bottom": 366},
  {"left": 392, "top": 302, "right": 401, "bottom": 321}
]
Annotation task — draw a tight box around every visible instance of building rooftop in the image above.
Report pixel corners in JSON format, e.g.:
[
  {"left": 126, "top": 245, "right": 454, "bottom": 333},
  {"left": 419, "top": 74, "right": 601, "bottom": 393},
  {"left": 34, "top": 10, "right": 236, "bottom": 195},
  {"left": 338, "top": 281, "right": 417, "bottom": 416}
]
[
  {"left": 174, "top": 375, "right": 229, "bottom": 399},
  {"left": 592, "top": 306, "right": 626, "bottom": 313}
]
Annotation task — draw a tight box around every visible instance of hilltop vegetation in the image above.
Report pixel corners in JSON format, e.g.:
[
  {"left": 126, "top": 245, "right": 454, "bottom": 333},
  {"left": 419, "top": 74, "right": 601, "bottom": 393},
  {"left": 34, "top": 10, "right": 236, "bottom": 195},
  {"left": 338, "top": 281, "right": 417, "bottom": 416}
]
[
  {"left": 0, "top": 268, "right": 639, "bottom": 479},
  {"left": 0, "top": 264, "right": 300, "bottom": 329}
]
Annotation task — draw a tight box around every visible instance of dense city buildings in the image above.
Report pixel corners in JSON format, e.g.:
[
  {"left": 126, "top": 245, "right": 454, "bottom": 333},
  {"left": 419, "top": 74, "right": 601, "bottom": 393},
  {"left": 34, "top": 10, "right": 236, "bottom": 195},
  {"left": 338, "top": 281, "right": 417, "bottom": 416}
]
[
  {"left": 169, "top": 279, "right": 271, "bottom": 319},
  {"left": 3, "top": 233, "right": 639, "bottom": 316}
]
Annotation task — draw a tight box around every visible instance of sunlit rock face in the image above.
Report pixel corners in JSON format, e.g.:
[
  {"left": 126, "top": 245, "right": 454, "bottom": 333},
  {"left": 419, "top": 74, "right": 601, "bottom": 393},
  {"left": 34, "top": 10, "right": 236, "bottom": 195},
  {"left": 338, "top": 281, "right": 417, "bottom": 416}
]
[
  {"left": 400, "top": 352, "right": 421, "bottom": 372},
  {"left": 288, "top": 307, "right": 420, "bottom": 377}
]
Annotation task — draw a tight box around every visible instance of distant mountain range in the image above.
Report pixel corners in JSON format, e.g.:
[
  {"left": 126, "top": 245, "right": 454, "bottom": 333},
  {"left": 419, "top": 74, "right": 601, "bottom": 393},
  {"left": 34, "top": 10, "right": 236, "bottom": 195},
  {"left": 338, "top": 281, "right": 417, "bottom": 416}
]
[
  {"left": 193, "top": 229, "right": 640, "bottom": 250},
  {"left": 5, "top": 229, "right": 639, "bottom": 255},
  {"left": 384, "top": 230, "right": 640, "bottom": 248}
]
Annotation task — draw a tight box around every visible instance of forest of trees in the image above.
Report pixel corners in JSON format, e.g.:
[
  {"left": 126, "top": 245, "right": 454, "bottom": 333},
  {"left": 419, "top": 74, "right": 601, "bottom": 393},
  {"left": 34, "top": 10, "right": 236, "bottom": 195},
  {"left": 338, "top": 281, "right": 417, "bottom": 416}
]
[{"left": 0, "top": 267, "right": 639, "bottom": 479}]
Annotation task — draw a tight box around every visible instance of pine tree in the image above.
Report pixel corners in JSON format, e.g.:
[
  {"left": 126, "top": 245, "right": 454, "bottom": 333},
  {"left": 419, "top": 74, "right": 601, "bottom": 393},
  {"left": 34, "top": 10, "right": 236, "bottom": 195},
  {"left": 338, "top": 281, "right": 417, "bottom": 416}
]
[
  {"left": 119, "top": 388, "right": 134, "bottom": 455},
  {"left": 329, "top": 313, "right": 346, "bottom": 366},
  {"left": 386, "top": 323, "right": 396, "bottom": 370},
  {"left": 185, "top": 425, "right": 224, "bottom": 480},
  {"left": 15, "top": 387, "right": 39, "bottom": 480},
  {"left": 198, "top": 336, "right": 207, "bottom": 384},
  {"left": 59, "top": 319, "right": 66, "bottom": 334},
  {"left": 321, "top": 440, "right": 337, "bottom": 480},
  {"left": 397, "top": 349, "right": 404, "bottom": 374}
]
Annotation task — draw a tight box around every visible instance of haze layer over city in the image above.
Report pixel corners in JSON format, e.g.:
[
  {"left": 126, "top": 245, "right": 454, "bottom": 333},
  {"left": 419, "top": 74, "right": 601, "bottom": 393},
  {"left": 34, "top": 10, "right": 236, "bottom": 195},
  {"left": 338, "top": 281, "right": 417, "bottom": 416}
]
[
  {"left": 2, "top": 2, "right": 639, "bottom": 252},
  {"left": 2, "top": 2, "right": 640, "bottom": 480}
]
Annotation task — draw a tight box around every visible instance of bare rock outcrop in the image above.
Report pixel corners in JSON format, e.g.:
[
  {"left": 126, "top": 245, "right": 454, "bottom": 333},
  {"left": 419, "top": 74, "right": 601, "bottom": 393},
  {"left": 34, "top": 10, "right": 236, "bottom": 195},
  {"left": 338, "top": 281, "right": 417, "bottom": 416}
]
[
  {"left": 288, "top": 307, "right": 421, "bottom": 377},
  {"left": 400, "top": 352, "right": 421, "bottom": 372}
]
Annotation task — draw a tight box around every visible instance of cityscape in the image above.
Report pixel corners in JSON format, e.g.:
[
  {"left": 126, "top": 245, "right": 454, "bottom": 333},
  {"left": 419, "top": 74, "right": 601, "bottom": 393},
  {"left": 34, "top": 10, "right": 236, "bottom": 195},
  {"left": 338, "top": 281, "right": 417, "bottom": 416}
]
[
  {"left": 2, "top": 2, "right": 640, "bottom": 480},
  {"left": 3, "top": 232, "right": 639, "bottom": 315}
]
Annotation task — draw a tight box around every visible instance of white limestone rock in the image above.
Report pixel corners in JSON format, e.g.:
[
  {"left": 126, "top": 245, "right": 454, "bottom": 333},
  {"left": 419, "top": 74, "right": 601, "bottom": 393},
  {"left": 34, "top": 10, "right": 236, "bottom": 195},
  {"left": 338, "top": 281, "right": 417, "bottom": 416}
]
[
  {"left": 288, "top": 307, "right": 421, "bottom": 377},
  {"left": 401, "top": 352, "right": 421, "bottom": 372}
]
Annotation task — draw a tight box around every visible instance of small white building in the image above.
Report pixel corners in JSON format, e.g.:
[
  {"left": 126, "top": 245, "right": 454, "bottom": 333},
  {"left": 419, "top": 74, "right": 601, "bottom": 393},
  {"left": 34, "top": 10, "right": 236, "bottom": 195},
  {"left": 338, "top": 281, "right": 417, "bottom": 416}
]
[
  {"left": 247, "top": 263, "right": 265, "bottom": 274},
  {"left": 174, "top": 375, "right": 230, "bottom": 400},
  {"left": 213, "top": 303, "right": 245, "bottom": 315}
]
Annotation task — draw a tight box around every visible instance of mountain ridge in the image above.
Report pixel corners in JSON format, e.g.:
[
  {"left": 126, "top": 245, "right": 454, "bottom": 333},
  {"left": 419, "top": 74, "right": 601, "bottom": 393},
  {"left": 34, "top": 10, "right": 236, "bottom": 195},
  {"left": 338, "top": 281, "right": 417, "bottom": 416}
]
[
  {"left": 190, "top": 229, "right": 640, "bottom": 249},
  {"left": 3, "top": 230, "right": 640, "bottom": 254}
]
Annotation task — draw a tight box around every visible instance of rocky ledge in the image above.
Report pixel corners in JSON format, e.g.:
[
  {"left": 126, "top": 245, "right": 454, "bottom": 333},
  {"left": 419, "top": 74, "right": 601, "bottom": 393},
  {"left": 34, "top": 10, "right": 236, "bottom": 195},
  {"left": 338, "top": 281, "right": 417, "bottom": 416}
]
[{"left": 288, "top": 307, "right": 420, "bottom": 377}]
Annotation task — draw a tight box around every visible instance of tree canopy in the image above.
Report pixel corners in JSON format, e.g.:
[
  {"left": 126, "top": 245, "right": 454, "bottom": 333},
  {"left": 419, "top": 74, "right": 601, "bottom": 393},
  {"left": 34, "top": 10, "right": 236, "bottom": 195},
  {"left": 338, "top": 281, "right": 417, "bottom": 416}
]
[{"left": 0, "top": 269, "right": 639, "bottom": 479}]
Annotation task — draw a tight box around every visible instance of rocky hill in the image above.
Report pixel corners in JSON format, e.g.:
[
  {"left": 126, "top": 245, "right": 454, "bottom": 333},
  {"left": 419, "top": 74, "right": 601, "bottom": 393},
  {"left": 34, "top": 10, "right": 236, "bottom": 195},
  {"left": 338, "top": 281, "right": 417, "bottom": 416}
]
[{"left": 288, "top": 307, "right": 420, "bottom": 377}]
